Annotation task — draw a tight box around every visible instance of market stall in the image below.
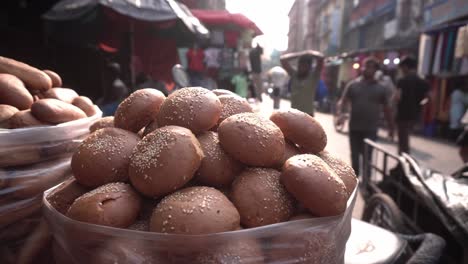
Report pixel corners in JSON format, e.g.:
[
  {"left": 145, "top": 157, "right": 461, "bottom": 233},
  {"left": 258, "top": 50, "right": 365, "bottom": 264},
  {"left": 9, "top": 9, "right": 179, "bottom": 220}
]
[{"left": 42, "top": 0, "right": 209, "bottom": 98}]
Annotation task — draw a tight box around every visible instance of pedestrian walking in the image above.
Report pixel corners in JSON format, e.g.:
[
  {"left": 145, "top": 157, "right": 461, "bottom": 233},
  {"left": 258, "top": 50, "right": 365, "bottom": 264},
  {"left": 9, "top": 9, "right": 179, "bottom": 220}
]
[
  {"left": 231, "top": 70, "right": 249, "bottom": 98},
  {"left": 98, "top": 62, "right": 129, "bottom": 117},
  {"left": 280, "top": 50, "right": 323, "bottom": 116},
  {"left": 249, "top": 43, "right": 264, "bottom": 103},
  {"left": 449, "top": 78, "right": 468, "bottom": 140},
  {"left": 337, "top": 57, "right": 394, "bottom": 176},
  {"left": 394, "top": 56, "right": 430, "bottom": 154}
]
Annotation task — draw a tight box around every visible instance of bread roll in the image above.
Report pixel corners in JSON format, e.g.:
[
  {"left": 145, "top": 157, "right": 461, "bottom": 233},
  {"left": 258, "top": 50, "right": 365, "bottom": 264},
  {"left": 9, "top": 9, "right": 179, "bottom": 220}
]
[
  {"left": 150, "top": 186, "right": 240, "bottom": 234},
  {"left": 89, "top": 116, "right": 114, "bottom": 133},
  {"left": 72, "top": 96, "right": 96, "bottom": 117},
  {"left": 318, "top": 150, "right": 357, "bottom": 196},
  {"left": 43, "top": 70, "right": 62, "bottom": 88},
  {"left": 67, "top": 183, "right": 141, "bottom": 228},
  {"left": 114, "top": 89, "right": 166, "bottom": 133},
  {"left": 142, "top": 120, "right": 158, "bottom": 137},
  {"left": 275, "top": 140, "right": 300, "bottom": 168},
  {"left": 8, "top": 110, "right": 48, "bottom": 128},
  {"left": 0, "top": 73, "right": 33, "bottom": 110},
  {"left": 31, "top": 98, "right": 86, "bottom": 124},
  {"left": 212, "top": 89, "right": 236, "bottom": 96},
  {"left": 0, "top": 197, "right": 42, "bottom": 228},
  {"left": 46, "top": 178, "right": 89, "bottom": 214},
  {"left": 129, "top": 126, "right": 203, "bottom": 198},
  {"left": 217, "top": 95, "right": 253, "bottom": 126},
  {"left": 0, "top": 56, "right": 52, "bottom": 93},
  {"left": 71, "top": 127, "right": 140, "bottom": 188},
  {"left": 231, "top": 168, "right": 294, "bottom": 227},
  {"left": 157, "top": 87, "right": 221, "bottom": 134},
  {"left": 270, "top": 109, "right": 327, "bottom": 154},
  {"left": 218, "top": 113, "right": 285, "bottom": 167},
  {"left": 0, "top": 105, "right": 19, "bottom": 128},
  {"left": 281, "top": 154, "right": 348, "bottom": 217},
  {"left": 42, "top": 88, "right": 79, "bottom": 104},
  {"left": 195, "top": 131, "right": 243, "bottom": 188}
]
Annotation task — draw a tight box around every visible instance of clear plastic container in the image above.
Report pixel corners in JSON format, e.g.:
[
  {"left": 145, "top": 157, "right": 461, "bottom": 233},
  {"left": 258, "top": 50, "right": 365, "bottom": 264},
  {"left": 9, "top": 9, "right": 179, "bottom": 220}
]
[
  {"left": 44, "top": 184, "right": 357, "bottom": 264},
  {"left": 0, "top": 109, "right": 101, "bottom": 263}
]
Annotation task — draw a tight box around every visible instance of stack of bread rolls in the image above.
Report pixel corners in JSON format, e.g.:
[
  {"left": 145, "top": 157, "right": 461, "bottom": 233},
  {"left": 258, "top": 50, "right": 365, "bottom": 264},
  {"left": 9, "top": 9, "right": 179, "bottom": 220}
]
[
  {"left": 47, "top": 87, "right": 357, "bottom": 263},
  {"left": 0, "top": 57, "right": 100, "bottom": 264}
]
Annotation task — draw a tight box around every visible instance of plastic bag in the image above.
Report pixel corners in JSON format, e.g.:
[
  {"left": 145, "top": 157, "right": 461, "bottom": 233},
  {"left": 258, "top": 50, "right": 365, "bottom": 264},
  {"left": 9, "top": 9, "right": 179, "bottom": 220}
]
[
  {"left": 44, "top": 184, "right": 357, "bottom": 264},
  {"left": 0, "top": 110, "right": 101, "bottom": 263}
]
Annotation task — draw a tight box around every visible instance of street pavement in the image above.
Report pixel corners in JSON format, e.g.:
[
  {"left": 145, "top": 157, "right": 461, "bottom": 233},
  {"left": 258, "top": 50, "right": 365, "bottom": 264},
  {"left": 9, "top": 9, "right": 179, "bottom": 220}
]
[{"left": 253, "top": 94, "right": 463, "bottom": 218}]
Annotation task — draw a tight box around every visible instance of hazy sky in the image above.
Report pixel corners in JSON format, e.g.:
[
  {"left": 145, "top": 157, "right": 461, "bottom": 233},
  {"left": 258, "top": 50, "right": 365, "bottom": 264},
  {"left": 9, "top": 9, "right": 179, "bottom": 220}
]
[{"left": 226, "top": 0, "right": 295, "bottom": 51}]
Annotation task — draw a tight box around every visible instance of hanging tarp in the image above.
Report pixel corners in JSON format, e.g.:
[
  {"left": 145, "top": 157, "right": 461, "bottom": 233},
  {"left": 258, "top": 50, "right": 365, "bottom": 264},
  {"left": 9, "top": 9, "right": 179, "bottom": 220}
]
[{"left": 190, "top": 9, "right": 262, "bottom": 36}]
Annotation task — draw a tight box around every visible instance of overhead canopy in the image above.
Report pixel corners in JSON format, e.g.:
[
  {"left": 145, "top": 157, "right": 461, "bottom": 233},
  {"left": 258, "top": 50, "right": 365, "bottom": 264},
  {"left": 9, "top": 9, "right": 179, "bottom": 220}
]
[
  {"left": 42, "top": 0, "right": 209, "bottom": 45},
  {"left": 191, "top": 9, "right": 263, "bottom": 36}
]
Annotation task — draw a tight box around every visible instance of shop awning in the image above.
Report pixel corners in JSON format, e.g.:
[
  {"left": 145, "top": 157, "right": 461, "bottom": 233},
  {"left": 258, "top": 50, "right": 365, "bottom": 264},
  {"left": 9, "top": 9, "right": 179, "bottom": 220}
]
[{"left": 190, "top": 9, "right": 263, "bottom": 36}]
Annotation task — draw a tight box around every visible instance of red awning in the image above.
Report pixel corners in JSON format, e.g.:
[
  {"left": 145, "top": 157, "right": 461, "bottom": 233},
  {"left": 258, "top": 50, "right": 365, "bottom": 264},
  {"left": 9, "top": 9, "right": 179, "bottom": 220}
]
[{"left": 191, "top": 9, "right": 263, "bottom": 36}]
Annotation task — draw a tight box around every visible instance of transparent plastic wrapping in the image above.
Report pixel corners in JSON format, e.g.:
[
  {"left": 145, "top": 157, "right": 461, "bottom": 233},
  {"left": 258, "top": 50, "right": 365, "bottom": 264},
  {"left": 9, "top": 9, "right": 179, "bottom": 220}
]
[
  {"left": 44, "top": 184, "right": 357, "bottom": 264},
  {"left": 0, "top": 110, "right": 101, "bottom": 263}
]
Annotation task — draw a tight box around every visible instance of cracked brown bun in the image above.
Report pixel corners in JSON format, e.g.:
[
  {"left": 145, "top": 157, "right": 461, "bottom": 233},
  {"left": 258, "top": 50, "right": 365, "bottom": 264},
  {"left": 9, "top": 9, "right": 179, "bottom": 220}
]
[
  {"left": 218, "top": 113, "right": 285, "bottom": 167},
  {"left": 42, "top": 87, "right": 78, "bottom": 104},
  {"left": 8, "top": 110, "right": 48, "bottom": 128},
  {"left": 281, "top": 154, "right": 348, "bottom": 217},
  {"left": 43, "top": 70, "right": 62, "bottom": 88},
  {"left": 67, "top": 182, "right": 141, "bottom": 228},
  {"left": 72, "top": 96, "right": 96, "bottom": 117},
  {"left": 71, "top": 127, "right": 140, "bottom": 188},
  {"left": 129, "top": 126, "right": 203, "bottom": 198},
  {"left": 142, "top": 119, "right": 158, "bottom": 137},
  {"left": 318, "top": 150, "right": 357, "bottom": 196},
  {"left": 231, "top": 168, "right": 294, "bottom": 228},
  {"left": 270, "top": 109, "right": 327, "bottom": 154},
  {"left": 193, "top": 238, "right": 265, "bottom": 264},
  {"left": 0, "top": 104, "right": 19, "bottom": 127},
  {"left": 31, "top": 98, "right": 86, "bottom": 124},
  {"left": 89, "top": 116, "right": 114, "bottom": 133},
  {"left": 114, "top": 88, "right": 165, "bottom": 133},
  {"left": 157, "top": 87, "right": 221, "bottom": 134},
  {"left": 212, "top": 89, "right": 235, "bottom": 96},
  {"left": 217, "top": 95, "right": 253, "bottom": 125},
  {"left": 195, "top": 131, "right": 243, "bottom": 188},
  {"left": 275, "top": 140, "right": 300, "bottom": 168},
  {"left": 150, "top": 186, "right": 240, "bottom": 235}
]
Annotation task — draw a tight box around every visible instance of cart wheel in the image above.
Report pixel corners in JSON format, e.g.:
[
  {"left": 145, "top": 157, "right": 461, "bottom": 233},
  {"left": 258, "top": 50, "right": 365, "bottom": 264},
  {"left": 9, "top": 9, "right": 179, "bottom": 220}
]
[{"left": 362, "top": 193, "right": 405, "bottom": 233}]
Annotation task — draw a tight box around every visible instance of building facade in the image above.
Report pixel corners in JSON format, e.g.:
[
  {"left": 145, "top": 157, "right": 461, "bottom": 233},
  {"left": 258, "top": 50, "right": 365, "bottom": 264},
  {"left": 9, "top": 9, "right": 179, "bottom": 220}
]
[
  {"left": 313, "top": 0, "right": 345, "bottom": 56},
  {"left": 287, "top": 0, "right": 309, "bottom": 52}
]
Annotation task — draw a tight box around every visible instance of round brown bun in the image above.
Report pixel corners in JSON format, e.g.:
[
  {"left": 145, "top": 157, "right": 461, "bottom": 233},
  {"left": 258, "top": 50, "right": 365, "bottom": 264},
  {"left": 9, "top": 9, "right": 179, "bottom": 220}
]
[
  {"left": 281, "top": 154, "right": 348, "bottom": 217},
  {"left": 89, "top": 116, "right": 114, "bottom": 133},
  {"left": 218, "top": 113, "right": 285, "bottom": 167},
  {"left": 193, "top": 238, "right": 265, "bottom": 264},
  {"left": 8, "top": 110, "right": 48, "bottom": 128},
  {"left": 0, "top": 73, "right": 33, "bottom": 110},
  {"left": 71, "top": 127, "right": 140, "bottom": 188},
  {"left": 114, "top": 88, "right": 166, "bottom": 133},
  {"left": 43, "top": 70, "right": 62, "bottom": 88},
  {"left": 275, "top": 140, "right": 300, "bottom": 168},
  {"left": 318, "top": 150, "right": 357, "bottom": 196},
  {"left": 42, "top": 87, "right": 79, "bottom": 104},
  {"left": 31, "top": 98, "right": 87, "bottom": 124},
  {"left": 129, "top": 126, "right": 203, "bottom": 198},
  {"left": 91, "top": 238, "right": 167, "bottom": 264},
  {"left": 67, "top": 182, "right": 141, "bottom": 228},
  {"left": 231, "top": 168, "right": 294, "bottom": 227},
  {"left": 150, "top": 186, "right": 240, "bottom": 235},
  {"left": 72, "top": 96, "right": 97, "bottom": 117},
  {"left": 0, "top": 104, "right": 19, "bottom": 127},
  {"left": 195, "top": 131, "right": 243, "bottom": 188},
  {"left": 217, "top": 95, "right": 253, "bottom": 126},
  {"left": 142, "top": 120, "right": 158, "bottom": 137},
  {"left": 270, "top": 109, "right": 327, "bottom": 154},
  {"left": 212, "top": 89, "right": 236, "bottom": 96},
  {"left": 46, "top": 178, "right": 90, "bottom": 215},
  {"left": 157, "top": 87, "right": 221, "bottom": 134}
]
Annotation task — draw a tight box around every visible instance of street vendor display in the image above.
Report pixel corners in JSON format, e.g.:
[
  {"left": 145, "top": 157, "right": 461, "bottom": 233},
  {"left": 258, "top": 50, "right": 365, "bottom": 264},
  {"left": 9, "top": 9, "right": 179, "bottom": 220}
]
[
  {"left": 43, "top": 86, "right": 358, "bottom": 263},
  {"left": 0, "top": 56, "right": 101, "bottom": 264}
]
